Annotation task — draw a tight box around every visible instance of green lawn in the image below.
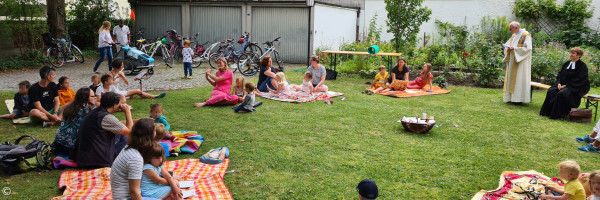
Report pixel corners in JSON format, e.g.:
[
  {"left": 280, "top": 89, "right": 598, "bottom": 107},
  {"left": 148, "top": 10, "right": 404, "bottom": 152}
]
[{"left": 1, "top": 71, "right": 600, "bottom": 199}]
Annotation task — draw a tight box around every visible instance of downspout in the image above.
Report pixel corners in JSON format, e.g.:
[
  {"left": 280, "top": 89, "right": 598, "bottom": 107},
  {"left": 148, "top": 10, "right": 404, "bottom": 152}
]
[{"left": 356, "top": 7, "right": 360, "bottom": 42}]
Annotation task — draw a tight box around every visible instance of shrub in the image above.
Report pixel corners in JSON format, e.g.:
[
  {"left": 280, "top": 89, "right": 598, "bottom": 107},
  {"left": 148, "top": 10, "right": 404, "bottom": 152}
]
[
  {"left": 531, "top": 43, "right": 568, "bottom": 84},
  {"left": 67, "top": 0, "right": 116, "bottom": 50},
  {"left": 0, "top": 49, "right": 46, "bottom": 71}
]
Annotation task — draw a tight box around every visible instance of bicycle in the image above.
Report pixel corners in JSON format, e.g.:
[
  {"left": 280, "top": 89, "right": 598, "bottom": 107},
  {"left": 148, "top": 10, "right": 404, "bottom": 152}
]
[
  {"left": 207, "top": 41, "right": 240, "bottom": 73},
  {"left": 41, "top": 32, "right": 84, "bottom": 68},
  {"left": 165, "top": 29, "right": 184, "bottom": 63},
  {"left": 188, "top": 33, "right": 220, "bottom": 68},
  {"left": 210, "top": 32, "right": 262, "bottom": 69},
  {"left": 139, "top": 36, "right": 174, "bottom": 68},
  {"left": 237, "top": 36, "right": 284, "bottom": 76}
]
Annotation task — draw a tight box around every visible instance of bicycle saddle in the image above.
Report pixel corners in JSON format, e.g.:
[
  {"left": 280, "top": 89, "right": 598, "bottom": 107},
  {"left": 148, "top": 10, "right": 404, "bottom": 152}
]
[{"left": 137, "top": 39, "right": 146, "bottom": 43}]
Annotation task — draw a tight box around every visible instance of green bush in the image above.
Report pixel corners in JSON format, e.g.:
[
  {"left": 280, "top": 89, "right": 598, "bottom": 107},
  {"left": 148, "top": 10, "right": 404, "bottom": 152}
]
[
  {"left": 531, "top": 43, "right": 569, "bottom": 84},
  {"left": 67, "top": 0, "right": 116, "bottom": 50},
  {"left": 0, "top": 49, "right": 46, "bottom": 71}
]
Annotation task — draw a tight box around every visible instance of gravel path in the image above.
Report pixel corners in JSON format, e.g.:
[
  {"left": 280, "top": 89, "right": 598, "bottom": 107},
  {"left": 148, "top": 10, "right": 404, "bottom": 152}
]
[{"left": 0, "top": 58, "right": 305, "bottom": 92}]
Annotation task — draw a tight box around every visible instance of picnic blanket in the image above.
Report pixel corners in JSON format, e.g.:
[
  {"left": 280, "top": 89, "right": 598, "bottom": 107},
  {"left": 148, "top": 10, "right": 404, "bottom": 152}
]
[
  {"left": 367, "top": 86, "right": 451, "bottom": 98},
  {"left": 471, "top": 170, "right": 565, "bottom": 200},
  {"left": 53, "top": 158, "right": 231, "bottom": 200},
  {"left": 162, "top": 131, "right": 204, "bottom": 154},
  {"left": 4, "top": 99, "right": 31, "bottom": 124},
  {"left": 257, "top": 89, "right": 344, "bottom": 103}
]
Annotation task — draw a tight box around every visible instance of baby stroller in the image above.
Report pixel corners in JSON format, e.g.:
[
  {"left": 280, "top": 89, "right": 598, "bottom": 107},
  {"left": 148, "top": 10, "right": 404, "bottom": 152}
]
[{"left": 115, "top": 46, "right": 155, "bottom": 76}]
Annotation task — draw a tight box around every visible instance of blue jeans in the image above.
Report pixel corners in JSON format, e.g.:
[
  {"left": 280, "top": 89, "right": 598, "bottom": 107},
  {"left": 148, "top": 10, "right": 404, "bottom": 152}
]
[
  {"left": 258, "top": 77, "right": 274, "bottom": 92},
  {"left": 234, "top": 106, "right": 253, "bottom": 113},
  {"left": 184, "top": 62, "right": 193, "bottom": 76},
  {"left": 93, "top": 46, "right": 113, "bottom": 72}
]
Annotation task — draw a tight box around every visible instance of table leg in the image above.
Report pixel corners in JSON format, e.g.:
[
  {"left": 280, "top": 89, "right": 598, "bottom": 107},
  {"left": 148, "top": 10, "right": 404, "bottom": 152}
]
[{"left": 334, "top": 54, "right": 337, "bottom": 71}]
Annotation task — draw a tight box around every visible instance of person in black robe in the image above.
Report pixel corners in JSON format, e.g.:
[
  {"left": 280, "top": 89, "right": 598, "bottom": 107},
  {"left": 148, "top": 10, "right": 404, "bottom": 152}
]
[{"left": 540, "top": 47, "right": 590, "bottom": 119}]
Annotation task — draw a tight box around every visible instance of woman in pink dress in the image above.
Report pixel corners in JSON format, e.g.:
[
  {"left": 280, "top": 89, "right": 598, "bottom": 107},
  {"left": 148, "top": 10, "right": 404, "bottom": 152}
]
[{"left": 194, "top": 58, "right": 239, "bottom": 107}]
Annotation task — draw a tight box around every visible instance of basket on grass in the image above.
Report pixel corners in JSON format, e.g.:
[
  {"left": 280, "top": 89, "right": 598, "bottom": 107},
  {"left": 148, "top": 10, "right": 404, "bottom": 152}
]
[{"left": 399, "top": 117, "right": 436, "bottom": 134}]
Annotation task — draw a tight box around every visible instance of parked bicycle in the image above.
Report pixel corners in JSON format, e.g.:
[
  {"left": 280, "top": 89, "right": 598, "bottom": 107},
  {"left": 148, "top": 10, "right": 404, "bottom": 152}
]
[
  {"left": 189, "top": 33, "right": 221, "bottom": 68},
  {"left": 165, "top": 29, "right": 184, "bottom": 63},
  {"left": 207, "top": 40, "right": 240, "bottom": 73},
  {"left": 237, "top": 36, "right": 284, "bottom": 76},
  {"left": 139, "top": 36, "right": 174, "bottom": 68},
  {"left": 41, "top": 32, "right": 84, "bottom": 68}
]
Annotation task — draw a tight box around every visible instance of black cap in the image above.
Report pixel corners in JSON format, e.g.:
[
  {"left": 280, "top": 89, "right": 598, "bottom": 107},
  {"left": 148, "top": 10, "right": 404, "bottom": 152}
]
[{"left": 356, "top": 179, "right": 378, "bottom": 199}]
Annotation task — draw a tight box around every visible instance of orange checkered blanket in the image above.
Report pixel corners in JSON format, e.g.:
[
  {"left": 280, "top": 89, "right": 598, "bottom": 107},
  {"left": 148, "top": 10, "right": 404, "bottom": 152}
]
[
  {"left": 53, "top": 159, "right": 231, "bottom": 200},
  {"left": 367, "top": 86, "right": 451, "bottom": 98}
]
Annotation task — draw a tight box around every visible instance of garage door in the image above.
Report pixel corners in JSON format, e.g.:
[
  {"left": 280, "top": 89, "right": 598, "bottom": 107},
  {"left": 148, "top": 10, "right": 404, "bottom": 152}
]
[
  {"left": 252, "top": 7, "right": 309, "bottom": 64},
  {"left": 135, "top": 6, "right": 182, "bottom": 41},
  {"left": 190, "top": 6, "right": 242, "bottom": 44}
]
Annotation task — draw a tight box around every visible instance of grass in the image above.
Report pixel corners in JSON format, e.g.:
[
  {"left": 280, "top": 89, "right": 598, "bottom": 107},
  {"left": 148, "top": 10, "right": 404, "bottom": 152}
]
[{"left": 1, "top": 70, "right": 600, "bottom": 199}]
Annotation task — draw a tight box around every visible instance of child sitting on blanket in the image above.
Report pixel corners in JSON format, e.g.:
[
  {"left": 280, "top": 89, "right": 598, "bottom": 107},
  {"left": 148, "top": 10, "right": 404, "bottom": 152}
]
[
  {"left": 371, "top": 65, "right": 389, "bottom": 93},
  {"left": 89, "top": 75, "right": 100, "bottom": 94},
  {"left": 540, "top": 160, "right": 586, "bottom": 200},
  {"left": 588, "top": 170, "right": 600, "bottom": 200},
  {"left": 233, "top": 76, "right": 246, "bottom": 102},
  {"left": 95, "top": 74, "right": 122, "bottom": 107},
  {"left": 154, "top": 123, "right": 171, "bottom": 157},
  {"left": 58, "top": 76, "right": 75, "bottom": 106},
  {"left": 407, "top": 63, "right": 434, "bottom": 91},
  {"left": 234, "top": 82, "right": 257, "bottom": 113},
  {"left": 263, "top": 72, "right": 292, "bottom": 99},
  {"left": 292, "top": 71, "right": 314, "bottom": 98},
  {"left": 150, "top": 103, "right": 170, "bottom": 131},
  {"left": 140, "top": 143, "right": 181, "bottom": 199},
  {"left": 0, "top": 81, "right": 30, "bottom": 120}
]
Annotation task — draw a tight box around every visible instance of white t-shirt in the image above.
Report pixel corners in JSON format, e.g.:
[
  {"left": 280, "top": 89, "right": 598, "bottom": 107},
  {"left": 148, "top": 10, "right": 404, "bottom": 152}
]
[
  {"left": 182, "top": 47, "right": 194, "bottom": 63},
  {"left": 98, "top": 30, "right": 113, "bottom": 48},
  {"left": 111, "top": 147, "right": 144, "bottom": 200},
  {"left": 112, "top": 25, "right": 130, "bottom": 45},
  {"left": 96, "top": 85, "right": 126, "bottom": 96}
]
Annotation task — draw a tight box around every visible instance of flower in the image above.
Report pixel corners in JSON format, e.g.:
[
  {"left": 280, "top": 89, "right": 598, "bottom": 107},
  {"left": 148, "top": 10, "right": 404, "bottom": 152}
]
[{"left": 463, "top": 52, "right": 469, "bottom": 57}]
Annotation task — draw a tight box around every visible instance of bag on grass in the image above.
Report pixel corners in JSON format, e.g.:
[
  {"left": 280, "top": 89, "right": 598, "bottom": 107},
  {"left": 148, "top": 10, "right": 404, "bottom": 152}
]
[
  {"left": 325, "top": 68, "right": 338, "bottom": 80},
  {"left": 199, "top": 147, "right": 229, "bottom": 165},
  {"left": 570, "top": 108, "right": 592, "bottom": 123},
  {"left": 0, "top": 135, "right": 53, "bottom": 175}
]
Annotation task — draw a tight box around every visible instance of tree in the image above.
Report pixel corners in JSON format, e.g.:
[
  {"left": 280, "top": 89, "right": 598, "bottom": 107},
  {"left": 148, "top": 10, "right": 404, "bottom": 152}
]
[
  {"left": 47, "top": 0, "right": 66, "bottom": 39},
  {"left": 385, "top": 0, "right": 432, "bottom": 53},
  {"left": 67, "top": 0, "right": 115, "bottom": 49}
]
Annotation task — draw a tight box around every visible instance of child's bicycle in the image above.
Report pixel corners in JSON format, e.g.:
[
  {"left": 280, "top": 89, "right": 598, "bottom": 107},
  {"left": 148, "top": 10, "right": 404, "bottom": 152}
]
[
  {"left": 188, "top": 33, "right": 221, "bottom": 68},
  {"left": 41, "top": 33, "right": 84, "bottom": 68}
]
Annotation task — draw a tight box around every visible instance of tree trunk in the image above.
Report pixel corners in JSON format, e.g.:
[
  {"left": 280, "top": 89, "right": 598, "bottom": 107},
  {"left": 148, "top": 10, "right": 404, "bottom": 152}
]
[{"left": 47, "top": 0, "right": 66, "bottom": 39}]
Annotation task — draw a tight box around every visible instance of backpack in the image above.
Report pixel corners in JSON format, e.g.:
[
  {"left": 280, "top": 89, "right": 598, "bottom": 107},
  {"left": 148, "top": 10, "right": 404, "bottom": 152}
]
[
  {"left": 0, "top": 135, "right": 53, "bottom": 175},
  {"left": 325, "top": 68, "right": 338, "bottom": 80}
]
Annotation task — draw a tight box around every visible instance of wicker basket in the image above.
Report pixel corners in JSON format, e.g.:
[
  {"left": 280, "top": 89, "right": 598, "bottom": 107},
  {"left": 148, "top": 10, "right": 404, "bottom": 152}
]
[{"left": 400, "top": 118, "right": 435, "bottom": 134}]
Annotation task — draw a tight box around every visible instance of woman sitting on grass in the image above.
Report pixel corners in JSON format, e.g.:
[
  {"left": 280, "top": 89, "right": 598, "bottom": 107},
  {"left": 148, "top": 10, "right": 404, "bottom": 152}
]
[
  {"left": 195, "top": 57, "right": 239, "bottom": 107},
  {"left": 52, "top": 87, "right": 96, "bottom": 155},
  {"left": 407, "top": 63, "right": 433, "bottom": 90}
]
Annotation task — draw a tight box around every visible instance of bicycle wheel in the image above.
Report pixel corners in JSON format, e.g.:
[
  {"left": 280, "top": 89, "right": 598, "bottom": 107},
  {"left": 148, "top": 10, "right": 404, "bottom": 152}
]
[
  {"left": 273, "top": 50, "right": 283, "bottom": 72},
  {"left": 161, "top": 46, "right": 175, "bottom": 68},
  {"left": 238, "top": 53, "right": 260, "bottom": 76},
  {"left": 244, "top": 43, "right": 263, "bottom": 57},
  {"left": 174, "top": 46, "right": 183, "bottom": 63},
  {"left": 71, "top": 45, "right": 85, "bottom": 63},
  {"left": 208, "top": 53, "right": 221, "bottom": 69},
  {"left": 47, "top": 47, "right": 64, "bottom": 68},
  {"left": 227, "top": 54, "right": 239, "bottom": 73},
  {"left": 122, "top": 60, "right": 135, "bottom": 75}
]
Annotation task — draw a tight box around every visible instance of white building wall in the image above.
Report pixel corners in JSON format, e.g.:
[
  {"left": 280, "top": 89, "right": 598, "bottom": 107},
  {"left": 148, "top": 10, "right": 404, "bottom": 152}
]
[
  {"left": 313, "top": 4, "right": 358, "bottom": 51},
  {"left": 364, "top": 0, "right": 600, "bottom": 45}
]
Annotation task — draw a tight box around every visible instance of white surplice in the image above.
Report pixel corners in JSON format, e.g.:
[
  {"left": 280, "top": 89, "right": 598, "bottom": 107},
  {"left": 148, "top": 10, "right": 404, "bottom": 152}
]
[{"left": 503, "top": 29, "right": 532, "bottom": 103}]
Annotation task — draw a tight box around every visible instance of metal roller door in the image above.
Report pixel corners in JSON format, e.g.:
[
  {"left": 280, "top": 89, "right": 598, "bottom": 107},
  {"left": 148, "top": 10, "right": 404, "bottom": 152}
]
[
  {"left": 190, "top": 6, "right": 242, "bottom": 44},
  {"left": 252, "top": 7, "right": 309, "bottom": 64},
  {"left": 135, "top": 6, "right": 182, "bottom": 40}
]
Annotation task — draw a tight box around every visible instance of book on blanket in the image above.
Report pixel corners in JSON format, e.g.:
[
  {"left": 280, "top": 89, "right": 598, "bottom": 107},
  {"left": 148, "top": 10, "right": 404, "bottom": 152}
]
[
  {"left": 179, "top": 180, "right": 194, "bottom": 189},
  {"left": 182, "top": 190, "right": 196, "bottom": 198},
  {"left": 588, "top": 94, "right": 600, "bottom": 99}
]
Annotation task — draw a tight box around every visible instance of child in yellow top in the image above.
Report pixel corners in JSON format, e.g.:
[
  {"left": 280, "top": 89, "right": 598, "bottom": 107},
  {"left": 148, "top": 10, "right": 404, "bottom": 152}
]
[
  {"left": 371, "top": 65, "right": 389, "bottom": 93},
  {"left": 540, "top": 160, "right": 586, "bottom": 200},
  {"left": 58, "top": 76, "right": 75, "bottom": 106}
]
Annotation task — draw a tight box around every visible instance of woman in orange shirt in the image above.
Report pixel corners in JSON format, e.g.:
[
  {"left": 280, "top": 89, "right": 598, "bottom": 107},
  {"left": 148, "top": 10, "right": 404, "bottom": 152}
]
[{"left": 58, "top": 76, "right": 75, "bottom": 106}]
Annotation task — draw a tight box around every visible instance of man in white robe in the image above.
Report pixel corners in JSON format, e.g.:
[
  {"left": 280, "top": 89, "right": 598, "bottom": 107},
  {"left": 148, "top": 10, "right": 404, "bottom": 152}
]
[{"left": 503, "top": 21, "right": 532, "bottom": 104}]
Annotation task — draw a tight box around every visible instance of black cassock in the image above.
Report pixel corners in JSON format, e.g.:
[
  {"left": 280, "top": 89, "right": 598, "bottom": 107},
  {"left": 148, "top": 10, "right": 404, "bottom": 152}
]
[{"left": 540, "top": 60, "right": 590, "bottom": 119}]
